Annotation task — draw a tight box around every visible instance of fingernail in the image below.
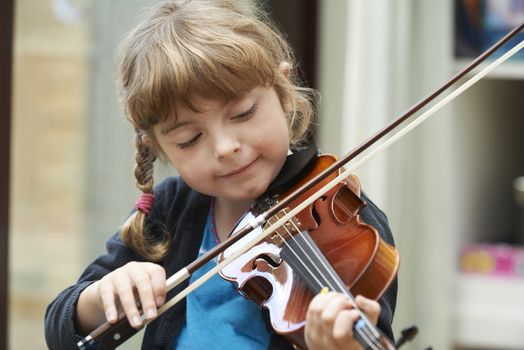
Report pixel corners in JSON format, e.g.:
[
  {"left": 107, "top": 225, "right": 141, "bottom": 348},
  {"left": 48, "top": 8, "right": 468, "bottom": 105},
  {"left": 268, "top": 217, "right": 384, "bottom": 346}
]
[
  {"left": 156, "top": 297, "right": 164, "bottom": 306},
  {"left": 132, "top": 315, "right": 142, "bottom": 327},
  {"left": 146, "top": 308, "right": 157, "bottom": 319}
]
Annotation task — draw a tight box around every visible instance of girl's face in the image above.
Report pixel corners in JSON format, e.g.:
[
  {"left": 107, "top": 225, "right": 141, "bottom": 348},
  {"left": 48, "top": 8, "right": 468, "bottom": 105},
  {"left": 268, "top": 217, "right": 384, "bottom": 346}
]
[{"left": 153, "top": 86, "right": 289, "bottom": 206}]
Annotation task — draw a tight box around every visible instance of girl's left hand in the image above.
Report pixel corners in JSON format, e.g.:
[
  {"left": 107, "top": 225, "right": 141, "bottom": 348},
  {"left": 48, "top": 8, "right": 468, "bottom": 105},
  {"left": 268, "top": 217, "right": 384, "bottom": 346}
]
[{"left": 305, "top": 292, "right": 381, "bottom": 350}]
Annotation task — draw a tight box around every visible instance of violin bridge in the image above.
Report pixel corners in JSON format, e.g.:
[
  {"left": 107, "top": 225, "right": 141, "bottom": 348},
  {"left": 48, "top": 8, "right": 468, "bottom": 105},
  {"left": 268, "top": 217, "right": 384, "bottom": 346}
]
[{"left": 265, "top": 209, "right": 302, "bottom": 247}]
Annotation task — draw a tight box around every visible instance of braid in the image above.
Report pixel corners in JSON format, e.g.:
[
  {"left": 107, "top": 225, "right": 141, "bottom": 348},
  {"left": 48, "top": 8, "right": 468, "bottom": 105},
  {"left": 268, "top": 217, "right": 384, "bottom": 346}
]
[
  {"left": 120, "top": 130, "right": 170, "bottom": 261},
  {"left": 134, "top": 131, "right": 156, "bottom": 193}
]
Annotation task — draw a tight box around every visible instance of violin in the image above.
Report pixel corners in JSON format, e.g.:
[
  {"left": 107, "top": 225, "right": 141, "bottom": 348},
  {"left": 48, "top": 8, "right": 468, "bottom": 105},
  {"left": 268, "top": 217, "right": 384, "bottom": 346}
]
[
  {"left": 77, "top": 21, "right": 524, "bottom": 350},
  {"left": 219, "top": 152, "right": 399, "bottom": 349}
]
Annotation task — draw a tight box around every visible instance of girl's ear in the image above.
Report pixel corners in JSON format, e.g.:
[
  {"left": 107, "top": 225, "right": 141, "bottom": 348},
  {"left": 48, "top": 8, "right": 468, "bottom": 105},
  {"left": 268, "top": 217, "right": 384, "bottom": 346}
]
[{"left": 279, "top": 61, "right": 291, "bottom": 80}]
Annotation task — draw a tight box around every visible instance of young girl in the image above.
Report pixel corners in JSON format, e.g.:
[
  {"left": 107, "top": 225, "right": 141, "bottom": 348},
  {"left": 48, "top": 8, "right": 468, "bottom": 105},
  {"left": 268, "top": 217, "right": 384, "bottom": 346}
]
[{"left": 45, "top": 1, "right": 397, "bottom": 349}]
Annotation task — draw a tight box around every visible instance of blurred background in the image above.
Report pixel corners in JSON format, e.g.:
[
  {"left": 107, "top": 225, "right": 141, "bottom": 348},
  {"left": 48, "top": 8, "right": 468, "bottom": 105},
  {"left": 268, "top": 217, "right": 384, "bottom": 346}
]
[{"left": 2, "top": 0, "right": 524, "bottom": 349}]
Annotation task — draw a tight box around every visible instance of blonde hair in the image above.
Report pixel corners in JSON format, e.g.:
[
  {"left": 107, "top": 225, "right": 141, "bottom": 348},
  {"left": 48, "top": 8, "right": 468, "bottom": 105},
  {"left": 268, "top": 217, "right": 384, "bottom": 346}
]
[{"left": 118, "top": 0, "right": 317, "bottom": 261}]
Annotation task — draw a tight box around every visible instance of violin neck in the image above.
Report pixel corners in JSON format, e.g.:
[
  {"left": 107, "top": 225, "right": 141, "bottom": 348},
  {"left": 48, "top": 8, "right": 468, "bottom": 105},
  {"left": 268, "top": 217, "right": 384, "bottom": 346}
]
[{"left": 281, "top": 230, "right": 350, "bottom": 296}]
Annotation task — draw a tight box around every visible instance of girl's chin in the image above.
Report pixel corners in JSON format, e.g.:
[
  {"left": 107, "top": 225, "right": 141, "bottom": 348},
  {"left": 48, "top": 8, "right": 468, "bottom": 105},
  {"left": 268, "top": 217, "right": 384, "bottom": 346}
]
[{"left": 216, "top": 188, "right": 267, "bottom": 204}]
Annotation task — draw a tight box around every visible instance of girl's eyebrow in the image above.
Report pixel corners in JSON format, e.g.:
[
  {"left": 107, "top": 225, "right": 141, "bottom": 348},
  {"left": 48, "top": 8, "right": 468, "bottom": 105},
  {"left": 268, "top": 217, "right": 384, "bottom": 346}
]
[{"left": 160, "top": 120, "right": 191, "bottom": 135}]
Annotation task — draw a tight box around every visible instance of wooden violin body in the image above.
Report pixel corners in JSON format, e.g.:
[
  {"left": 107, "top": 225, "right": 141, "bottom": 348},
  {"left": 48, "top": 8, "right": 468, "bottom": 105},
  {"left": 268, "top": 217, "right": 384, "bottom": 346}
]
[{"left": 219, "top": 154, "right": 399, "bottom": 349}]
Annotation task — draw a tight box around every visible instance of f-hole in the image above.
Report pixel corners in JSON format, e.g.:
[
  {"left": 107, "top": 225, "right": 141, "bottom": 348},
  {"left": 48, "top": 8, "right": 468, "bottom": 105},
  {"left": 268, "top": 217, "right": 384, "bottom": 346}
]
[{"left": 311, "top": 195, "right": 327, "bottom": 225}]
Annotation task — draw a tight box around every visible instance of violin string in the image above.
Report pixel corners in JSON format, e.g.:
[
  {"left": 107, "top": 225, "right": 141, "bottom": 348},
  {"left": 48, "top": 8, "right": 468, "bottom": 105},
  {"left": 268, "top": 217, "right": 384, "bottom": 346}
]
[
  {"left": 283, "top": 223, "right": 347, "bottom": 294},
  {"left": 288, "top": 233, "right": 383, "bottom": 350},
  {"left": 290, "top": 228, "right": 383, "bottom": 340},
  {"left": 270, "top": 211, "right": 383, "bottom": 350},
  {"left": 269, "top": 211, "right": 331, "bottom": 292},
  {"left": 286, "top": 216, "right": 383, "bottom": 348},
  {"left": 268, "top": 210, "right": 351, "bottom": 299},
  {"left": 272, "top": 210, "right": 348, "bottom": 296},
  {"left": 271, "top": 224, "right": 379, "bottom": 350}
]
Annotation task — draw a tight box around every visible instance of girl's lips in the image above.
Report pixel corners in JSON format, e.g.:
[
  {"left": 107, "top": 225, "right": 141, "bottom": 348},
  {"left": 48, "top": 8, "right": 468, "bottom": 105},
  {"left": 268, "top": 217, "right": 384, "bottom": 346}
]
[{"left": 219, "top": 158, "right": 259, "bottom": 177}]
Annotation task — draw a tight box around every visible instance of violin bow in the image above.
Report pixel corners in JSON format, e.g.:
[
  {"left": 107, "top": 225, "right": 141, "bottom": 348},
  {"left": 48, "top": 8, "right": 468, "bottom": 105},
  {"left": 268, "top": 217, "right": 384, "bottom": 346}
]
[{"left": 78, "top": 21, "right": 524, "bottom": 350}]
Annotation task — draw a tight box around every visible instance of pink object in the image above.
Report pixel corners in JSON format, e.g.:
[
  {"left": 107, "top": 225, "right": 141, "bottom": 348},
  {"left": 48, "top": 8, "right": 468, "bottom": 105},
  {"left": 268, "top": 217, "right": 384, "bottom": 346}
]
[
  {"left": 460, "top": 243, "right": 524, "bottom": 278},
  {"left": 135, "top": 192, "right": 155, "bottom": 215}
]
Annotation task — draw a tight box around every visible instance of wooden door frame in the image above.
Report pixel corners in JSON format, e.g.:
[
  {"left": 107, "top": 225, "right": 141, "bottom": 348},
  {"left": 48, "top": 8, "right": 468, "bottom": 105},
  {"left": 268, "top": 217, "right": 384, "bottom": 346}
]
[
  {"left": 265, "top": 0, "right": 318, "bottom": 89},
  {"left": 1, "top": 0, "right": 14, "bottom": 348}
]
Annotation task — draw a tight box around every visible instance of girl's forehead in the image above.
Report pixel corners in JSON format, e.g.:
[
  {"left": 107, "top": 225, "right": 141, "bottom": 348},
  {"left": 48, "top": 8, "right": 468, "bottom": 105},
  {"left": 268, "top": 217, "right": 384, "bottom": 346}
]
[{"left": 175, "top": 96, "right": 235, "bottom": 118}]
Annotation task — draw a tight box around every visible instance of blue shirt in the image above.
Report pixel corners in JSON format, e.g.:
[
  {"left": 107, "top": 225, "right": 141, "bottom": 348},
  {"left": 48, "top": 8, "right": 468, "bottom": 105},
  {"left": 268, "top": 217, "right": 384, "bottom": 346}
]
[{"left": 174, "top": 206, "right": 270, "bottom": 349}]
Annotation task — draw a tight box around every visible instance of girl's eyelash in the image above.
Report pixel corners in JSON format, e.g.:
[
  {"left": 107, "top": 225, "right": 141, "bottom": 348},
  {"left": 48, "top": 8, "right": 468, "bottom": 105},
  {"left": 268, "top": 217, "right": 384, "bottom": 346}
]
[
  {"left": 177, "top": 132, "right": 202, "bottom": 149},
  {"left": 234, "top": 103, "right": 257, "bottom": 119}
]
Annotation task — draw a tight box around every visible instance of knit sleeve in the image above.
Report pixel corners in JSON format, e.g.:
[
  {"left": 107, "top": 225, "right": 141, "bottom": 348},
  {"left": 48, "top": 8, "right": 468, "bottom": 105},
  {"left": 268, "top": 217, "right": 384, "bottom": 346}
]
[
  {"left": 44, "top": 232, "right": 142, "bottom": 350},
  {"left": 358, "top": 192, "right": 398, "bottom": 343}
]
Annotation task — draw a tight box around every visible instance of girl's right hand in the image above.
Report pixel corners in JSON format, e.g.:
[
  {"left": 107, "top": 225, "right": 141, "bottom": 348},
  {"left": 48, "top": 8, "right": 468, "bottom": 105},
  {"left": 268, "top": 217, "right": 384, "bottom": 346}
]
[{"left": 95, "top": 261, "right": 166, "bottom": 328}]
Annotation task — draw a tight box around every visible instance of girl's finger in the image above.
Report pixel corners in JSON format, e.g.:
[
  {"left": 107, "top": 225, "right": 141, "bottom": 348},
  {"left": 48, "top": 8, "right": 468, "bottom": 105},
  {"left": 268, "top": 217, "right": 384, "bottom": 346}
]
[
  {"left": 306, "top": 292, "right": 333, "bottom": 348},
  {"left": 131, "top": 266, "right": 158, "bottom": 321},
  {"left": 332, "top": 308, "right": 360, "bottom": 348},
  {"left": 146, "top": 263, "right": 167, "bottom": 307},
  {"left": 308, "top": 291, "right": 346, "bottom": 318},
  {"left": 306, "top": 292, "right": 355, "bottom": 350},
  {"left": 113, "top": 272, "right": 142, "bottom": 328},
  {"left": 97, "top": 279, "right": 118, "bottom": 323},
  {"left": 355, "top": 295, "right": 381, "bottom": 324},
  {"left": 319, "top": 293, "right": 352, "bottom": 333}
]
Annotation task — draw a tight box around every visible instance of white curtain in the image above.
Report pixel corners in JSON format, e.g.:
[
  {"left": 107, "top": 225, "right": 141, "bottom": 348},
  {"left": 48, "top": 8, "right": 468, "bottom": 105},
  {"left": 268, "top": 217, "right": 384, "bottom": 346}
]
[{"left": 319, "top": 1, "right": 457, "bottom": 349}]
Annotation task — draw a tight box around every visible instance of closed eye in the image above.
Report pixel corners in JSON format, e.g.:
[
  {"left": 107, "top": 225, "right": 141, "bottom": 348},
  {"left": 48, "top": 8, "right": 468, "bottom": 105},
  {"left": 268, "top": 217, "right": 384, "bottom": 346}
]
[
  {"left": 177, "top": 132, "right": 202, "bottom": 149},
  {"left": 233, "top": 103, "right": 258, "bottom": 120}
]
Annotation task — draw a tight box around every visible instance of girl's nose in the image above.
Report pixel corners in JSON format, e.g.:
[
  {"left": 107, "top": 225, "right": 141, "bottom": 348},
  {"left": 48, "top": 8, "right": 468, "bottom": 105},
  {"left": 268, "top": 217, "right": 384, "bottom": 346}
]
[{"left": 213, "top": 132, "right": 241, "bottom": 158}]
